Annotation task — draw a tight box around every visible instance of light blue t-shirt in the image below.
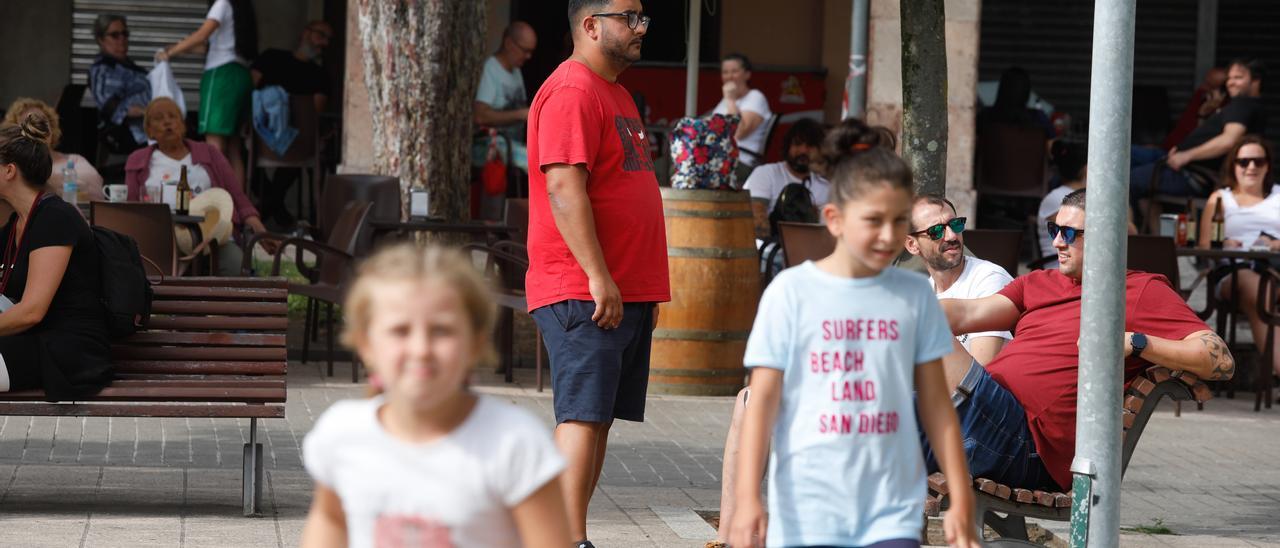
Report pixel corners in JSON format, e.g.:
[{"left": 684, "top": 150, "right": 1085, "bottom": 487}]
[
  {"left": 474, "top": 56, "right": 528, "bottom": 169},
  {"left": 744, "top": 262, "right": 954, "bottom": 547}
]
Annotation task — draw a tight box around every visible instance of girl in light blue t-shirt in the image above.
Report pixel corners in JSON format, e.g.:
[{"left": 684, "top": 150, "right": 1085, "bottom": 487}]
[{"left": 728, "top": 148, "right": 980, "bottom": 548}]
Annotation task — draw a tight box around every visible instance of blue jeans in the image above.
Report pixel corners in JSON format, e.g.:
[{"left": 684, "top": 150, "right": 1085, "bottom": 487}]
[{"left": 919, "top": 363, "right": 1060, "bottom": 491}]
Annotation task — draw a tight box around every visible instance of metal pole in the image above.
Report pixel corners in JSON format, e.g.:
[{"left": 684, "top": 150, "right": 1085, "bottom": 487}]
[
  {"left": 843, "top": 0, "right": 870, "bottom": 119},
  {"left": 1074, "top": 0, "right": 1136, "bottom": 546},
  {"left": 684, "top": 0, "right": 702, "bottom": 117}
]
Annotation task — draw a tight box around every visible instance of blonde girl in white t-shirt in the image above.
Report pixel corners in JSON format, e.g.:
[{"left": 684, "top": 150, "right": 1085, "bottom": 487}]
[
  {"left": 301, "top": 244, "right": 571, "bottom": 548},
  {"left": 728, "top": 149, "right": 979, "bottom": 548}
]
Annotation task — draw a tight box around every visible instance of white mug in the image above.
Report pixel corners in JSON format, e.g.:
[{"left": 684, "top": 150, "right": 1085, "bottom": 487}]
[{"left": 106, "top": 184, "right": 129, "bottom": 203}]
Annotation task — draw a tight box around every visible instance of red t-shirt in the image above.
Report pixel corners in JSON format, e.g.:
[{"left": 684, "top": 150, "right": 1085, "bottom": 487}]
[
  {"left": 524, "top": 60, "right": 670, "bottom": 311},
  {"left": 989, "top": 269, "right": 1207, "bottom": 489}
]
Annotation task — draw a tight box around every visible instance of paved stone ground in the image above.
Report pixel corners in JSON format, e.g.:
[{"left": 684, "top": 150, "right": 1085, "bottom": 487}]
[{"left": 0, "top": 358, "right": 1275, "bottom": 547}]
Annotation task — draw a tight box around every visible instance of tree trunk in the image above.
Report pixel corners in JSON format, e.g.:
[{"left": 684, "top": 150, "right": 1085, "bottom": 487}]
[
  {"left": 357, "top": 0, "right": 486, "bottom": 223},
  {"left": 900, "top": 0, "right": 948, "bottom": 196}
]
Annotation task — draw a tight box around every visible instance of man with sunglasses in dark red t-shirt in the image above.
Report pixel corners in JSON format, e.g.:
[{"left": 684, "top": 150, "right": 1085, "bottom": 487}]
[{"left": 920, "top": 188, "right": 1234, "bottom": 492}]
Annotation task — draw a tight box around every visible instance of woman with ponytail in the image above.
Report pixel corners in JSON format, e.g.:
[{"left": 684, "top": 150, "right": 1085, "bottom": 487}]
[{"left": 0, "top": 114, "right": 111, "bottom": 399}]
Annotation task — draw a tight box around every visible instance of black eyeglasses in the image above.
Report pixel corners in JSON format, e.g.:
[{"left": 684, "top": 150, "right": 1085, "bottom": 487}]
[
  {"left": 592, "top": 11, "right": 652, "bottom": 30},
  {"left": 910, "top": 217, "right": 966, "bottom": 240},
  {"left": 105, "top": 30, "right": 130, "bottom": 40},
  {"left": 1047, "top": 221, "right": 1085, "bottom": 245},
  {"left": 1235, "top": 156, "right": 1268, "bottom": 168}
]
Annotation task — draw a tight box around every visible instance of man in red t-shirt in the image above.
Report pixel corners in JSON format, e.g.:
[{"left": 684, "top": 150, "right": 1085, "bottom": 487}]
[
  {"left": 923, "top": 188, "right": 1234, "bottom": 491},
  {"left": 525, "top": 2, "right": 668, "bottom": 546}
]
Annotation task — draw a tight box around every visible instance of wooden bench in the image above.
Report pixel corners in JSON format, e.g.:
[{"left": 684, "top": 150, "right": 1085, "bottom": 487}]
[
  {"left": 925, "top": 366, "right": 1212, "bottom": 541},
  {"left": 0, "top": 277, "right": 288, "bottom": 516}
]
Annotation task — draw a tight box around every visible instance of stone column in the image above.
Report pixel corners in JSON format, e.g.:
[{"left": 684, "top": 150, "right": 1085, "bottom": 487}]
[
  {"left": 867, "top": 0, "right": 980, "bottom": 217},
  {"left": 340, "top": 0, "right": 374, "bottom": 174}
]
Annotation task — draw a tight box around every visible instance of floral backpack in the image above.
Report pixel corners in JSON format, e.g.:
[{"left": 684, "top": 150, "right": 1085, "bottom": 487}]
[{"left": 670, "top": 114, "right": 740, "bottom": 190}]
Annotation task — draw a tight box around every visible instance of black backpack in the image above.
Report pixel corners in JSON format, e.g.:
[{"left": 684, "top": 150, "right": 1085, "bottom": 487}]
[
  {"left": 92, "top": 226, "right": 153, "bottom": 338},
  {"left": 769, "top": 181, "right": 819, "bottom": 235}
]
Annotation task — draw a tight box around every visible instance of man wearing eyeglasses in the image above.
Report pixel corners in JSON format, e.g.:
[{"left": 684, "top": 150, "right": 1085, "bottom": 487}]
[
  {"left": 474, "top": 21, "right": 538, "bottom": 172},
  {"left": 904, "top": 195, "right": 1013, "bottom": 366},
  {"left": 526, "top": 2, "right": 665, "bottom": 548},
  {"left": 920, "top": 188, "right": 1233, "bottom": 493}
]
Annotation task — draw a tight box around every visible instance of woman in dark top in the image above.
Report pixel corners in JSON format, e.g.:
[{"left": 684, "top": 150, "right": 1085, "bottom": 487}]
[{"left": 0, "top": 114, "right": 111, "bottom": 399}]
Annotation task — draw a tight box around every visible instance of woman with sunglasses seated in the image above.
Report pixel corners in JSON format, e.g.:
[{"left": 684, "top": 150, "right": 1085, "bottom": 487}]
[{"left": 1198, "top": 135, "right": 1280, "bottom": 379}]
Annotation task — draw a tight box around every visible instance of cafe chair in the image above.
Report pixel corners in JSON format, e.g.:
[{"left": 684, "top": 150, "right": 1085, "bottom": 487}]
[
  {"left": 90, "top": 202, "right": 216, "bottom": 276},
  {"left": 1251, "top": 269, "right": 1280, "bottom": 411},
  {"left": 247, "top": 94, "right": 323, "bottom": 224},
  {"left": 244, "top": 201, "right": 373, "bottom": 381},
  {"left": 463, "top": 241, "right": 545, "bottom": 391}
]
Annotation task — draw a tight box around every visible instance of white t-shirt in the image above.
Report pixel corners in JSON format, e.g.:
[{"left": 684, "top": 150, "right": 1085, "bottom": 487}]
[
  {"left": 713, "top": 89, "right": 772, "bottom": 166},
  {"left": 476, "top": 56, "right": 527, "bottom": 112},
  {"left": 743, "top": 161, "right": 830, "bottom": 212},
  {"left": 204, "top": 0, "right": 239, "bottom": 70},
  {"left": 146, "top": 152, "right": 213, "bottom": 195},
  {"left": 1037, "top": 185, "right": 1075, "bottom": 256},
  {"left": 303, "top": 395, "right": 566, "bottom": 548},
  {"left": 744, "top": 262, "right": 953, "bottom": 547},
  {"left": 1217, "top": 185, "right": 1280, "bottom": 246},
  {"left": 928, "top": 256, "right": 1014, "bottom": 354}
]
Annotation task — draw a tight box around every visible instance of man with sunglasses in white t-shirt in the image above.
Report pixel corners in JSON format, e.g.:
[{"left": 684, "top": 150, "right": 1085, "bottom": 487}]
[{"left": 904, "top": 195, "right": 1013, "bottom": 366}]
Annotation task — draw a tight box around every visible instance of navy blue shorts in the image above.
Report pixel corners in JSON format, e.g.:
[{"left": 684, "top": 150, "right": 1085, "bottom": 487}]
[
  {"left": 919, "top": 362, "right": 1060, "bottom": 491},
  {"left": 531, "top": 300, "right": 655, "bottom": 424}
]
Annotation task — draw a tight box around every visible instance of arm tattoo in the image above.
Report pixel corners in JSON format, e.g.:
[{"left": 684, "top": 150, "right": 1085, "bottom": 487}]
[{"left": 1198, "top": 332, "right": 1235, "bottom": 380}]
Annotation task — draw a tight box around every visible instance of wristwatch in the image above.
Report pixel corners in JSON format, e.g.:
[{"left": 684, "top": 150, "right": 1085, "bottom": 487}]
[{"left": 1130, "top": 332, "right": 1148, "bottom": 359}]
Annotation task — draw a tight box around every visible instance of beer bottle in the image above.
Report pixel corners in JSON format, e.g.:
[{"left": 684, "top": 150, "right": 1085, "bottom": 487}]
[
  {"left": 176, "top": 165, "right": 192, "bottom": 215},
  {"left": 1210, "top": 201, "right": 1225, "bottom": 249}
]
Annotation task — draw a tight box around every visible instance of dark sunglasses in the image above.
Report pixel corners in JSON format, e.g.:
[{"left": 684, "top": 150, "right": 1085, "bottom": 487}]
[
  {"left": 105, "top": 30, "right": 130, "bottom": 40},
  {"left": 591, "top": 11, "right": 652, "bottom": 30},
  {"left": 1047, "top": 221, "right": 1085, "bottom": 245},
  {"left": 1235, "top": 156, "right": 1268, "bottom": 168},
  {"left": 910, "top": 217, "right": 966, "bottom": 240}
]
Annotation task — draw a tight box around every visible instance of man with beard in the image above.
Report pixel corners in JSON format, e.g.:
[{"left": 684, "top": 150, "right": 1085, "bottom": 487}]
[
  {"left": 924, "top": 188, "right": 1232, "bottom": 492},
  {"left": 743, "top": 118, "right": 828, "bottom": 239},
  {"left": 473, "top": 21, "right": 537, "bottom": 173},
  {"left": 526, "top": 2, "right": 668, "bottom": 547},
  {"left": 250, "top": 21, "right": 332, "bottom": 111},
  {"left": 904, "top": 195, "right": 1013, "bottom": 365}
]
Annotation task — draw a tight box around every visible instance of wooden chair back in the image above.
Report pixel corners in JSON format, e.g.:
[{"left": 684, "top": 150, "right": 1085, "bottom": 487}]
[
  {"left": 976, "top": 123, "right": 1048, "bottom": 199},
  {"left": 309, "top": 201, "right": 372, "bottom": 287},
  {"left": 91, "top": 201, "right": 177, "bottom": 276},
  {"left": 777, "top": 221, "right": 835, "bottom": 267},
  {"left": 322, "top": 174, "right": 400, "bottom": 252},
  {"left": 963, "top": 228, "right": 1022, "bottom": 275}
]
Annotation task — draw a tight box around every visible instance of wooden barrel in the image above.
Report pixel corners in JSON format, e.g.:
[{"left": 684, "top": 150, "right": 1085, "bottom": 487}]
[{"left": 650, "top": 188, "right": 760, "bottom": 396}]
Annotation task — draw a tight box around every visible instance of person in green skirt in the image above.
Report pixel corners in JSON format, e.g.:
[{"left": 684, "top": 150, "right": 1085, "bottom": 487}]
[{"left": 157, "top": 0, "right": 258, "bottom": 192}]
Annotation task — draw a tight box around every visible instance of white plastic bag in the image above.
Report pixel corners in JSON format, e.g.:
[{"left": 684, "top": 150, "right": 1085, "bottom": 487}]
[{"left": 148, "top": 59, "right": 187, "bottom": 115}]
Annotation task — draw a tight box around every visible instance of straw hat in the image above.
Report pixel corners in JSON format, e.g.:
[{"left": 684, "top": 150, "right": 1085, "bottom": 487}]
[{"left": 175, "top": 187, "right": 234, "bottom": 255}]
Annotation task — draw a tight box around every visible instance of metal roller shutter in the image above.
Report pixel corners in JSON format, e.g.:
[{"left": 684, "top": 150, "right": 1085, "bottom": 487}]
[
  {"left": 979, "top": 0, "right": 1198, "bottom": 138},
  {"left": 1216, "top": 0, "right": 1280, "bottom": 142},
  {"left": 72, "top": 0, "right": 210, "bottom": 109}
]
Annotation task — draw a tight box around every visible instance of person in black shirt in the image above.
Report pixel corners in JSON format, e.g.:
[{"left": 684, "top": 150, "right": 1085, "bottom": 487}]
[
  {"left": 1131, "top": 59, "right": 1267, "bottom": 205},
  {"left": 0, "top": 114, "right": 111, "bottom": 399},
  {"left": 250, "top": 20, "right": 332, "bottom": 229},
  {"left": 250, "top": 20, "right": 332, "bottom": 112}
]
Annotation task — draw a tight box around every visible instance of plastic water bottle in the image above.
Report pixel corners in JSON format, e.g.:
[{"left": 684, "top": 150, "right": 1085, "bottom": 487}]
[{"left": 61, "top": 160, "right": 77, "bottom": 206}]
